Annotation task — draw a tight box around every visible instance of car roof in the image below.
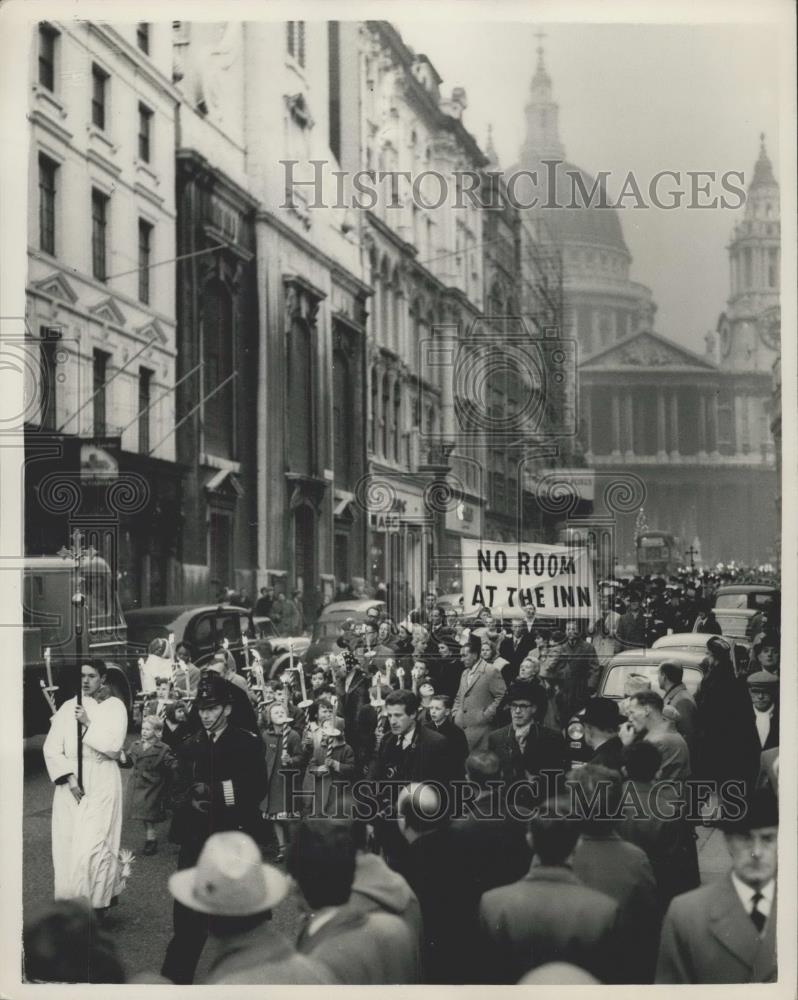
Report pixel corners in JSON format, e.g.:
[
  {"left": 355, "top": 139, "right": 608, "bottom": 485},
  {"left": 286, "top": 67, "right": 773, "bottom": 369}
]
[
  {"left": 317, "top": 599, "right": 386, "bottom": 617},
  {"left": 652, "top": 632, "right": 717, "bottom": 649},
  {"left": 608, "top": 648, "right": 708, "bottom": 669},
  {"left": 715, "top": 585, "right": 778, "bottom": 595},
  {"left": 125, "top": 605, "right": 249, "bottom": 626}
]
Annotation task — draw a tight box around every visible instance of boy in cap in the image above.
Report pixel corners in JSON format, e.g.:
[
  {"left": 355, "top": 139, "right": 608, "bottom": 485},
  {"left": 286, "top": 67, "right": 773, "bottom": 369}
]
[
  {"left": 161, "top": 672, "right": 268, "bottom": 985},
  {"left": 168, "top": 831, "right": 329, "bottom": 984}
]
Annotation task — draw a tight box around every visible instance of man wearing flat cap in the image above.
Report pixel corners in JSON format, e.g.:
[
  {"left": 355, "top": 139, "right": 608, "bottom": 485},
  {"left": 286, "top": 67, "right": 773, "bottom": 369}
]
[
  {"left": 167, "top": 831, "right": 329, "bottom": 984},
  {"left": 747, "top": 671, "right": 779, "bottom": 752},
  {"left": 161, "top": 673, "right": 269, "bottom": 984},
  {"left": 656, "top": 789, "right": 778, "bottom": 983}
]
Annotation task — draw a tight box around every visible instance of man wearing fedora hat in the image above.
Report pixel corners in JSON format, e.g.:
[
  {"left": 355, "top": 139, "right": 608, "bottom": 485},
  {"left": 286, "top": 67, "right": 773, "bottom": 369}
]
[
  {"left": 656, "top": 789, "right": 778, "bottom": 983},
  {"left": 582, "top": 697, "right": 624, "bottom": 771},
  {"left": 168, "top": 831, "right": 329, "bottom": 984},
  {"left": 161, "top": 672, "right": 268, "bottom": 984}
]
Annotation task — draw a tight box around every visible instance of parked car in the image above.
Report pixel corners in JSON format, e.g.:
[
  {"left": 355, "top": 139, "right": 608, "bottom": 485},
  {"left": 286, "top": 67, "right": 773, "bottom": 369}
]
[
  {"left": 712, "top": 584, "right": 779, "bottom": 639},
  {"left": 565, "top": 647, "right": 709, "bottom": 766},
  {"left": 302, "top": 598, "right": 386, "bottom": 667},
  {"left": 125, "top": 604, "right": 262, "bottom": 678},
  {"left": 652, "top": 631, "right": 751, "bottom": 675}
]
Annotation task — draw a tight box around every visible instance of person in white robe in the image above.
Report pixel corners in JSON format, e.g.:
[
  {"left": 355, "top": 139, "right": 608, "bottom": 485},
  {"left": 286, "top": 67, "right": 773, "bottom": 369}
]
[{"left": 43, "top": 659, "right": 129, "bottom": 912}]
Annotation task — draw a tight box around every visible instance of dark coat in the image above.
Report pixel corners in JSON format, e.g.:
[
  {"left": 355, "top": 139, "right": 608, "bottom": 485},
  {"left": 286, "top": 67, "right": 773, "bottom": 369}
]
[
  {"left": 260, "top": 724, "right": 303, "bottom": 816},
  {"left": 425, "top": 716, "right": 469, "bottom": 782},
  {"left": 168, "top": 724, "right": 268, "bottom": 850},
  {"left": 694, "top": 674, "right": 761, "bottom": 788},
  {"left": 498, "top": 632, "right": 535, "bottom": 678},
  {"left": 449, "top": 787, "right": 532, "bottom": 904},
  {"left": 617, "top": 779, "right": 700, "bottom": 905},
  {"left": 590, "top": 735, "right": 625, "bottom": 772},
  {"left": 400, "top": 828, "right": 471, "bottom": 983},
  {"left": 656, "top": 876, "right": 777, "bottom": 983},
  {"left": 663, "top": 684, "right": 698, "bottom": 755},
  {"left": 549, "top": 639, "right": 600, "bottom": 724},
  {"left": 615, "top": 610, "right": 646, "bottom": 651},
  {"left": 120, "top": 737, "right": 176, "bottom": 822},
  {"left": 478, "top": 865, "right": 620, "bottom": 984},
  {"left": 369, "top": 723, "right": 451, "bottom": 785},
  {"left": 301, "top": 740, "right": 356, "bottom": 815},
  {"left": 487, "top": 722, "right": 568, "bottom": 789},
  {"left": 572, "top": 830, "right": 661, "bottom": 983},
  {"left": 338, "top": 670, "right": 371, "bottom": 756}
]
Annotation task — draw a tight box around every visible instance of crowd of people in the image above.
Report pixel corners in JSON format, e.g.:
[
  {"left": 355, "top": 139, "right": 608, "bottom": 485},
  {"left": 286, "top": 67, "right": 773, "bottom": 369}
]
[{"left": 29, "top": 566, "right": 780, "bottom": 985}]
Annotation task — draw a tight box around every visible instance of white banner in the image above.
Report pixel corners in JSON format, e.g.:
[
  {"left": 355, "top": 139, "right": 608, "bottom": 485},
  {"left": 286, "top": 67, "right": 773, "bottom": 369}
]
[{"left": 460, "top": 539, "right": 597, "bottom": 619}]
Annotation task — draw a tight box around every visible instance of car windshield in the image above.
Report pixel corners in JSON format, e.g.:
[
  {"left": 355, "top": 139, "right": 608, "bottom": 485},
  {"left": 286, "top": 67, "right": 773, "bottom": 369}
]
[{"left": 602, "top": 662, "right": 703, "bottom": 699}]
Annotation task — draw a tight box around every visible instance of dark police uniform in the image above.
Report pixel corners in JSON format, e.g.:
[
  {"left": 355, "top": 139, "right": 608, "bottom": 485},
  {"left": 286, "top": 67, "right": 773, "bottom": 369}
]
[{"left": 161, "top": 675, "right": 268, "bottom": 985}]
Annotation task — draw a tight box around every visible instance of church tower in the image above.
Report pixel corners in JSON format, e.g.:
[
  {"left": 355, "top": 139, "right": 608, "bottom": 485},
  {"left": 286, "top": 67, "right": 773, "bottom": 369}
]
[
  {"left": 717, "top": 135, "right": 780, "bottom": 372},
  {"left": 520, "top": 33, "right": 565, "bottom": 163}
]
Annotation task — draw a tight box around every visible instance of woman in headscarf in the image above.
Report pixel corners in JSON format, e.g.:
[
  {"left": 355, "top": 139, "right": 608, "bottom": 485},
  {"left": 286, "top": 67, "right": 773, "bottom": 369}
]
[{"left": 693, "top": 636, "right": 761, "bottom": 800}]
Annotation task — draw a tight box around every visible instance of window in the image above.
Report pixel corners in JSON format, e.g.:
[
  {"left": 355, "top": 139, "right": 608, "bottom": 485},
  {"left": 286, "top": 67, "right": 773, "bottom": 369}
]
[
  {"left": 287, "top": 21, "right": 306, "bottom": 67},
  {"left": 768, "top": 248, "right": 779, "bottom": 289},
  {"left": 203, "top": 280, "right": 235, "bottom": 459},
  {"left": 38, "top": 24, "right": 56, "bottom": 91},
  {"left": 138, "top": 367, "right": 152, "bottom": 454},
  {"left": 332, "top": 346, "right": 352, "bottom": 488},
  {"left": 91, "top": 64, "right": 107, "bottom": 129},
  {"left": 743, "top": 248, "right": 752, "bottom": 288},
  {"left": 328, "top": 22, "right": 341, "bottom": 162},
  {"left": 38, "top": 155, "right": 57, "bottom": 255},
  {"left": 39, "top": 330, "right": 60, "bottom": 431},
  {"left": 138, "top": 219, "right": 152, "bottom": 304},
  {"left": 138, "top": 103, "right": 153, "bottom": 162},
  {"left": 91, "top": 188, "right": 108, "bottom": 281},
  {"left": 136, "top": 23, "right": 150, "bottom": 54},
  {"left": 93, "top": 349, "right": 109, "bottom": 436}
]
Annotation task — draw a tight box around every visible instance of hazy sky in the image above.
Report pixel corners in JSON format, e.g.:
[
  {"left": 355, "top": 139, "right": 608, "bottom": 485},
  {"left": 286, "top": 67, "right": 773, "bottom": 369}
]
[{"left": 394, "top": 20, "right": 782, "bottom": 352}]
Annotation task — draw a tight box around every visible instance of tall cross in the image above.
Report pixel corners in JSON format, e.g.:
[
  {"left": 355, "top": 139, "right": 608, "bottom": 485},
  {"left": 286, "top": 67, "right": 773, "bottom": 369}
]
[
  {"left": 684, "top": 545, "right": 699, "bottom": 568},
  {"left": 534, "top": 29, "right": 547, "bottom": 61},
  {"left": 58, "top": 528, "right": 98, "bottom": 566}
]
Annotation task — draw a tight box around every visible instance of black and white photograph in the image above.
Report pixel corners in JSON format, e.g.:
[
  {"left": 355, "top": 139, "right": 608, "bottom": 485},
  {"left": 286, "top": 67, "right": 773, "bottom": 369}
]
[{"left": 0, "top": 0, "right": 795, "bottom": 993}]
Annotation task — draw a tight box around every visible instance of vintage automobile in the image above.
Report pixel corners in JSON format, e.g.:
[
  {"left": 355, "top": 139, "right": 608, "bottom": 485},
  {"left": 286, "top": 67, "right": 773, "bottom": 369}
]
[
  {"left": 712, "top": 584, "right": 779, "bottom": 640},
  {"left": 652, "top": 631, "right": 751, "bottom": 675},
  {"left": 23, "top": 555, "right": 131, "bottom": 737},
  {"left": 565, "top": 647, "right": 709, "bottom": 766},
  {"left": 301, "top": 598, "right": 387, "bottom": 666}
]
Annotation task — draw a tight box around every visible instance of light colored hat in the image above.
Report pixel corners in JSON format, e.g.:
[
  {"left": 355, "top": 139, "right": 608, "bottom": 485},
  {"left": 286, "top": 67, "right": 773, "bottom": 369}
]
[{"left": 169, "top": 831, "right": 288, "bottom": 916}]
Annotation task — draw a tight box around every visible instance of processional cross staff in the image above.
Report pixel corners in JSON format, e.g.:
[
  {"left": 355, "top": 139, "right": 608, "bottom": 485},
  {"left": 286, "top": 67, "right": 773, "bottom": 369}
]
[
  {"left": 58, "top": 528, "right": 98, "bottom": 792},
  {"left": 684, "top": 544, "right": 699, "bottom": 569}
]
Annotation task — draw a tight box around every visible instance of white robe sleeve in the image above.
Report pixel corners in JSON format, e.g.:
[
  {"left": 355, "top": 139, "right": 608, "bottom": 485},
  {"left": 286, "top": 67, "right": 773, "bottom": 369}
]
[
  {"left": 82, "top": 698, "right": 128, "bottom": 757},
  {"left": 43, "top": 699, "right": 76, "bottom": 784}
]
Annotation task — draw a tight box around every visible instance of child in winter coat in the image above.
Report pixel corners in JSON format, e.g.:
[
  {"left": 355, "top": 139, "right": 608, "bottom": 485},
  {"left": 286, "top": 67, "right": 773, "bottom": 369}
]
[{"left": 119, "top": 715, "right": 176, "bottom": 855}]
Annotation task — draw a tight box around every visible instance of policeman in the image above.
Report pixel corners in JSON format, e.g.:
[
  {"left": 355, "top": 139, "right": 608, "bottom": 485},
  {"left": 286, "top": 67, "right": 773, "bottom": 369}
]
[{"left": 161, "top": 672, "right": 268, "bottom": 985}]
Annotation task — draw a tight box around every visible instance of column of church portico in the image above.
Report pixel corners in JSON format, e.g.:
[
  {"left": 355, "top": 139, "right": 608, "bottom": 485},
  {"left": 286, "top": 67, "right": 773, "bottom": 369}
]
[
  {"left": 374, "top": 365, "right": 384, "bottom": 459},
  {"left": 656, "top": 389, "right": 668, "bottom": 459},
  {"left": 611, "top": 389, "right": 622, "bottom": 458},
  {"left": 708, "top": 390, "right": 720, "bottom": 457},
  {"left": 623, "top": 391, "right": 635, "bottom": 459},
  {"left": 669, "top": 391, "right": 680, "bottom": 459},
  {"left": 697, "top": 393, "right": 708, "bottom": 457}
]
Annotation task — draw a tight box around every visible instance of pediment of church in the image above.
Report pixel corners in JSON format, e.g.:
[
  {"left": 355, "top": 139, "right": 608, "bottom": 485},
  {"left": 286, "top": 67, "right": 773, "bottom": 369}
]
[
  {"left": 581, "top": 331, "right": 718, "bottom": 371},
  {"left": 136, "top": 318, "right": 168, "bottom": 344}
]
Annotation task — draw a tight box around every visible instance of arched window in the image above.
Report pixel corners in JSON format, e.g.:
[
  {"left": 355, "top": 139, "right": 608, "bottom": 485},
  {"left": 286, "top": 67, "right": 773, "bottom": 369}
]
[
  {"left": 381, "top": 373, "right": 390, "bottom": 457},
  {"left": 392, "top": 266, "right": 402, "bottom": 356},
  {"left": 288, "top": 315, "right": 313, "bottom": 474},
  {"left": 370, "top": 366, "right": 378, "bottom": 454},
  {"left": 333, "top": 348, "right": 352, "bottom": 488},
  {"left": 380, "top": 257, "right": 391, "bottom": 348},
  {"left": 202, "top": 278, "right": 234, "bottom": 458},
  {"left": 393, "top": 380, "right": 402, "bottom": 462}
]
